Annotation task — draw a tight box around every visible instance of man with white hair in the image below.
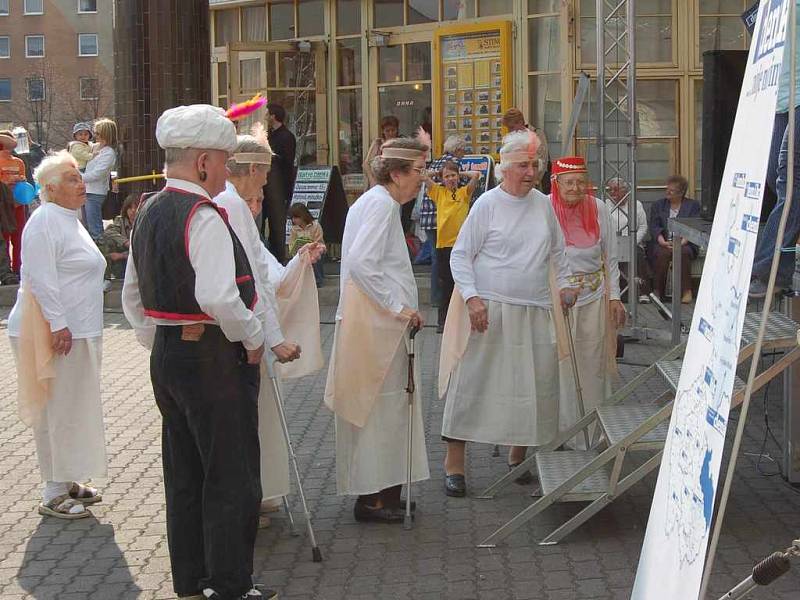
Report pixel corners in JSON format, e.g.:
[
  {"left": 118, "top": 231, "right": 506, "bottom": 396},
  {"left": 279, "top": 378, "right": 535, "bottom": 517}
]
[
  {"left": 438, "top": 131, "right": 576, "bottom": 497},
  {"left": 418, "top": 134, "right": 469, "bottom": 306},
  {"left": 605, "top": 177, "right": 651, "bottom": 302},
  {"left": 122, "top": 105, "right": 272, "bottom": 600}
]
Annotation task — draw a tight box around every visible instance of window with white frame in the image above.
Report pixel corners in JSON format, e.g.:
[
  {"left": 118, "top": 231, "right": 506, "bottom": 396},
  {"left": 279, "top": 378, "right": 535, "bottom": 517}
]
[
  {"left": 27, "top": 78, "right": 45, "bottom": 101},
  {"left": 0, "top": 79, "right": 10, "bottom": 102},
  {"left": 80, "top": 77, "right": 99, "bottom": 100},
  {"left": 0, "top": 0, "right": 9, "bottom": 16},
  {"left": 24, "top": 0, "right": 43, "bottom": 15},
  {"left": 78, "top": 0, "right": 98, "bottom": 13},
  {"left": 78, "top": 33, "right": 98, "bottom": 56},
  {"left": 25, "top": 35, "right": 44, "bottom": 57},
  {"left": 0, "top": 36, "right": 9, "bottom": 58}
]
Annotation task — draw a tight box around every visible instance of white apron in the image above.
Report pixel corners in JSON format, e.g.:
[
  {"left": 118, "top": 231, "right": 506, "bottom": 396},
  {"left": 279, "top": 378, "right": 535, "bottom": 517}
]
[
  {"left": 258, "top": 361, "right": 290, "bottom": 500},
  {"left": 441, "top": 300, "right": 560, "bottom": 446},
  {"left": 11, "top": 337, "right": 107, "bottom": 482},
  {"left": 334, "top": 331, "right": 430, "bottom": 496}
]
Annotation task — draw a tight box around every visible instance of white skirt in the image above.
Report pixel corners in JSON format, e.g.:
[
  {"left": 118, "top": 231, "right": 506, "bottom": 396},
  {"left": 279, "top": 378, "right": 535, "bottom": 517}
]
[
  {"left": 558, "top": 296, "right": 611, "bottom": 449},
  {"left": 335, "top": 335, "right": 430, "bottom": 496},
  {"left": 441, "top": 301, "right": 560, "bottom": 446},
  {"left": 11, "top": 337, "right": 107, "bottom": 482},
  {"left": 258, "top": 362, "right": 290, "bottom": 501}
]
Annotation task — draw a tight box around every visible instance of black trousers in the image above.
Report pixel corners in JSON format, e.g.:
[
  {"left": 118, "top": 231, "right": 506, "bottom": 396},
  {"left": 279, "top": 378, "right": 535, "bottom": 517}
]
[
  {"left": 151, "top": 325, "right": 262, "bottom": 598},
  {"left": 437, "top": 247, "right": 454, "bottom": 328}
]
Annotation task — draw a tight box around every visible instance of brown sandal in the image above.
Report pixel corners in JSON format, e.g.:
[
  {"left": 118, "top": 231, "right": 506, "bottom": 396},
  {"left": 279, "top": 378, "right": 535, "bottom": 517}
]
[
  {"left": 38, "top": 495, "right": 90, "bottom": 520},
  {"left": 69, "top": 482, "right": 102, "bottom": 505}
]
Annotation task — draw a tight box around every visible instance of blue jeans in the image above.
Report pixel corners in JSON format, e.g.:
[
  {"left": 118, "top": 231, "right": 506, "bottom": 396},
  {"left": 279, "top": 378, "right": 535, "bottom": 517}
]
[
  {"left": 753, "top": 111, "right": 800, "bottom": 285},
  {"left": 84, "top": 193, "right": 106, "bottom": 239}
]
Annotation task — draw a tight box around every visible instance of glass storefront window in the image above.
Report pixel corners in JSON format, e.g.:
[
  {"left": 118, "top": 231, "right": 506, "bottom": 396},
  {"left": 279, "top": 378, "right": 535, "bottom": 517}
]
[
  {"left": 528, "top": 73, "right": 562, "bottom": 158},
  {"left": 298, "top": 0, "right": 325, "bottom": 36},
  {"left": 337, "top": 0, "right": 361, "bottom": 35},
  {"left": 408, "top": 0, "right": 437, "bottom": 24},
  {"left": 636, "top": 141, "right": 675, "bottom": 203},
  {"left": 241, "top": 6, "right": 266, "bottom": 42},
  {"left": 374, "top": 0, "right": 404, "bottom": 27},
  {"left": 240, "top": 58, "right": 264, "bottom": 91},
  {"left": 700, "top": 0, "right": 746, "bottom": 13},
  {"left": 444, "top": 0, "right": 474, "bottom": 20},
  {"left": 214, "top": 10, "right": 238, "bottom": 47},
  {"left": 479, "top": 0, "right": 512, "bottom": 16},
  {"left": 379, "top": 45, "right": 403, "bottom": 83},
  {"left": 338, "top": 89, "right": 363, "bottom": 174},
  {"left": 406, "top": 42, "right": 431, "bottom": 81},
  {"left": 638, "top": 80, "right": 677, "bottom": 137},
  {"left": 270, "top": 1, "right": 295, "bottom": 40},
  {"left": 269, "top": 90, "right": 317, "bottom": 166},
  {"left": 278, "top": 51, "right": 316, "bottom": 88},
  {"left": 694, "top": 80, "right": 703, "bottom": 202},
  {"left": 528, "top": 16, "right": 560, "bottom": 71},
  {"left": 699, "top": 16, "right": 747, "bottom": 55},
  {"left": 378, "top": 83, "right": 432, "bottom": 137},
  {"left": 528, "top": 0, "right": 559, "bottom": 12},
  {"left": 337, "top": 39, "right": 361, "bottom": 86},
  {"left": 217, "top": 62, "right": 228, "bottom": 105}
]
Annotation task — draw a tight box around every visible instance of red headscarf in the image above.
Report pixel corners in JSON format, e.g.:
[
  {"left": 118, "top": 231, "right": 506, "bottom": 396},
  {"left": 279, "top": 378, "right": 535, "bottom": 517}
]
[{"left": 550, "top": 156, "right": 600, "bottom": 248}]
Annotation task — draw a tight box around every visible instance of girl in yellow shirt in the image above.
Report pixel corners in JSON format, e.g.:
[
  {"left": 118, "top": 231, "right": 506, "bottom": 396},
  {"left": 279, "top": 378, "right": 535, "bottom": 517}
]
[{"left": 424, "top": 162, "right": 480, "bottom": 332}]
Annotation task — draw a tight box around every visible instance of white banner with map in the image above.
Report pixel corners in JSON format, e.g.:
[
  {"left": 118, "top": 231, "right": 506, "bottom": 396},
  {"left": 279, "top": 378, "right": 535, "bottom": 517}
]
[{"left": 632, "top": 1, "right": 791, "bottom": 598}]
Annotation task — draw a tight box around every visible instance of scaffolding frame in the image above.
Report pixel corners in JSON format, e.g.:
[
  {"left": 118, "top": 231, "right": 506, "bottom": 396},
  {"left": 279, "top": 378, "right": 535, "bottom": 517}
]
[{"left": 596, "top": 0, "right": 640, "bottom": 330}]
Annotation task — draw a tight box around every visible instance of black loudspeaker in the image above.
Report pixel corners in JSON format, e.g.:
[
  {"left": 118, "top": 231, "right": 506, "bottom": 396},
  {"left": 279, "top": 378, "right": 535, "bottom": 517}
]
[{"left": 701, "top": 50, "right": 749, "bottom": 220}]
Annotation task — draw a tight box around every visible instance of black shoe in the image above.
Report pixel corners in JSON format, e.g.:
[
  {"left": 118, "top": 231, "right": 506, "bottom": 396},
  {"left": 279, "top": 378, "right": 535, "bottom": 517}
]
[
  {"left": 353, "top": 501, "right": 404, "bottom": 523},
  {"left": 444, "top": 474, "right": 466, "bottom": 497},
  {"left": 1, "top": 273, "right": 19, "bottom": 285},
  {"left": 508, "top": 463, "right": 535, "bottom": 485},
  {"left": 436, "top": 324, "right": 444, "bottom": 334}
]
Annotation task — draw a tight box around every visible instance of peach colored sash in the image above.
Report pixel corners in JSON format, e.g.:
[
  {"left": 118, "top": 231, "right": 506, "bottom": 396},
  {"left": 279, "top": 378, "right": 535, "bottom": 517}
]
[
  {"left": 275, "top": 252, "right": 324, "bottom": 379},
  {"left": 17, "top": 293, "right": 56, "bottom": 426},
  {"left": 323, "top": 280, "right": 411, "bottom": 427},
  {"left": 438, "top": 263, "right": 570, "bottom": 399}
]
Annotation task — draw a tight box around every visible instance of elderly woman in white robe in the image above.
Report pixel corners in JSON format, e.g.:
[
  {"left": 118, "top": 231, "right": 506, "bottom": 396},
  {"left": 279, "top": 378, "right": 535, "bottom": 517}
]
[
  {"left": 213, "top": 132, "right": 324, "bottom": 522},
  {"left": 438, "top": 131, "right": 576, "bottom": 497},
  {"left": 324, "top": 137, "right": 430, "bottom": 524},
  {"left": 549, "top": 156, "right": 627, "bottom": 449},
  {"left": 7, "top": 151, "right": 107, "bottom": 519}
]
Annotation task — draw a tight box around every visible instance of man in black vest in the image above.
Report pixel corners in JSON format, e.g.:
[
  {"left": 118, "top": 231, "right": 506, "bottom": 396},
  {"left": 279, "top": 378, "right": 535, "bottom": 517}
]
[{"left": 122, "top": 105, "right": 273, "bottom": 600}]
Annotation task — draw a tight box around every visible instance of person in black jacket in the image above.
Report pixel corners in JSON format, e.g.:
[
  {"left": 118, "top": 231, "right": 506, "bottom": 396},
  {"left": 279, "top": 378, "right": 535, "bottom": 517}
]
[{"left": 261, "top": 103, "right": 296, "bottom": 263}]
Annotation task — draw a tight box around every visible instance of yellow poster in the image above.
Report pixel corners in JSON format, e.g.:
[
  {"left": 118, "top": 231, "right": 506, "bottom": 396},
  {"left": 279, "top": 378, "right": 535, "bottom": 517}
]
[
  {"left": 457, "top": 63, "right": 473, "bottom": 89},
  {"left": 474, "top": 60, "right": 491, "bottom": 89}
]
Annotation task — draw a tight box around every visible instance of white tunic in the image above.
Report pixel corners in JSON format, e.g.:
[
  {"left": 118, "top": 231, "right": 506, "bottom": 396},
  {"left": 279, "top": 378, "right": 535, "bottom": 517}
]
[
  {"left": 450, "top": 186, "right": 571, "bottom": 306},
  {"left": 334, "top": 185, "right": 428, "bottom": 495},
  {"left": 8, "top": 202, "right": 107, "bottom": 338},
  {"left": 122, "top": 178, "right": 265, "bottom": 351},
  {"left": 442, "top": 186, "right": 572, "bottom": 446},
  {"left": 7, "top": 201, "right": 107, "bottom": 482},
  {"left": 604, "top": 198, "right": 648, "bottom": 245}
]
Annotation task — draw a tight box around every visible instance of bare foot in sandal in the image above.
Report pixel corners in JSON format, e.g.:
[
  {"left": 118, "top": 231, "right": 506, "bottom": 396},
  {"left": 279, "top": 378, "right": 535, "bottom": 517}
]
[
  {"left": 69, "top": 482, "right": 102, "bottom": 505},
  {"left": 38, "top": 495, "right": 91, "bottom": 520}
]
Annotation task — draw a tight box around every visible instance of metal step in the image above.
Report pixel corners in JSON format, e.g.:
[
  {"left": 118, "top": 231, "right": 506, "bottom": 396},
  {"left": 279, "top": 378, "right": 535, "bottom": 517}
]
[
  {"left": 656, "top": 359, "right": 746, "bottom": 396},
  {"left": 536, "top": 450, "right": 610, "bottom": 502},
  {"left": 741, "top": 311, "right": 799, "bottom": 346},
  {"left": 596, "top": 404, "right": 669, "bottom": 448}
]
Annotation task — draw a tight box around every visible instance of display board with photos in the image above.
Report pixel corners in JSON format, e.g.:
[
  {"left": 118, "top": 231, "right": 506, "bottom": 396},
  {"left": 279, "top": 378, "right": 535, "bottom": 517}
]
[{"left": 433, "top": 21, "right": 513, "bottom": 159}]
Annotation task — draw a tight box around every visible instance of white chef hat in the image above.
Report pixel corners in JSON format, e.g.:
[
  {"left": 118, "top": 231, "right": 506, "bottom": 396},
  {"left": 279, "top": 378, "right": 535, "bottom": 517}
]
[{"left": 156, "top": 104, "right": 237, "bottom": 153}]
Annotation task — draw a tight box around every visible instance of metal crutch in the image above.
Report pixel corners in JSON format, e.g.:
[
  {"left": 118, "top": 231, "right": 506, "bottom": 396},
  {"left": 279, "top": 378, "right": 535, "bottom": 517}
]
[
  {"left": 267, "top": 361, "right": 323, "bottom": 562},
  {"left": 563, "top": 308, "right": 591, "bottom": 449},
  {"left": 404, "top": 325, "right": 421, "bottom": 530}
]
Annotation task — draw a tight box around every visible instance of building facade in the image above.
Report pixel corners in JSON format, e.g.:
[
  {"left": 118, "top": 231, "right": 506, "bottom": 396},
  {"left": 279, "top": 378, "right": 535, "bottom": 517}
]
[
  {"left": 208, "top": 0, "right": 754, "bottom": 202},
  {"left": 0, "top": 0, "right": 114, "bottom": 151}
]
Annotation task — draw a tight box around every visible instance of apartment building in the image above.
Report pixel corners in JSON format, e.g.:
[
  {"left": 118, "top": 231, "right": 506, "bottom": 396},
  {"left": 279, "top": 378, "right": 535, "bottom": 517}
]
[{"left": 0, "top": 0, "right": 114, "bottom": 151}]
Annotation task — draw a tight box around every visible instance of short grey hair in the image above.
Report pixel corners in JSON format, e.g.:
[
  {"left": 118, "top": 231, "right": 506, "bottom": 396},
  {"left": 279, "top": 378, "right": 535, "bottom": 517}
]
[
  {"left": 226, "top": 135, "right": 273, "bottom": 177},
  {"left": 164, "top": 147, "right": 199, "bottom": 166},
  {"left": 34, "top": 150, "right": 78, "bottom": 203},
  {"left": 370, "top": 137, "right": 429, "bottom": 185},
  {"left": 443, "top": 135, "right": 466, "bottom": 155},
  {"left": 607, "top": 177, "right": 629, "bottom": 191}
]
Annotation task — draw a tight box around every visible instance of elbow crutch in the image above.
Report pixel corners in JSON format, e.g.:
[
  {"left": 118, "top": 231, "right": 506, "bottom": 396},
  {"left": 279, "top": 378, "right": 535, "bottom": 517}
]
[
  {"left": 267, "top": 361, "right": 323, "bottom": 562},
  {"left": 404, "top": 325, "right": 421, "bottom": 530}
]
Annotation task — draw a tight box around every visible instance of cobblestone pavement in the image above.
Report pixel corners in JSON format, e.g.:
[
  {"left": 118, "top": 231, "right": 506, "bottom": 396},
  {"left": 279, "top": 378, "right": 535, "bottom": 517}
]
[{"left": 0, "top": 307, "right": 799, "bottom": 600}]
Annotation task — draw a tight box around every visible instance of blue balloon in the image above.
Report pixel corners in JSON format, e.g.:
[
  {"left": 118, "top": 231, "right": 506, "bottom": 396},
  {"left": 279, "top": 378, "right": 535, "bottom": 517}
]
[
  {"left": 33, "top": 182, "right": 40, "bottom": 195},
  {"left": 13, "top": 182, "right": 36, "bottom": 205}
]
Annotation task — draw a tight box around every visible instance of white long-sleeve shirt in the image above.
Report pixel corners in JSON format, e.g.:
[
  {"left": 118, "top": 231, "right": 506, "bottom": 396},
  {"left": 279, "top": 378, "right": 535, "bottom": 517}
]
[
  {"left": 213, "top": 180, "right": 293, "bottom": 350},
  {"left": 450, "top": 186, "right": 571, "bottom": 308},
  {"left": 337, "top": 185, "right": 417, "bottom": 319},
  {"left": 7, "top": 202, "right": 106, "bottom": 338},
  {"left": 81, "top": 146, "right": 116, "bottom": 195},
  {"left": 605, "top": 198, "right": 648, "bottom": 245},
  {"left": 122, "top": 178, "right": 265, "bottom": 351}
]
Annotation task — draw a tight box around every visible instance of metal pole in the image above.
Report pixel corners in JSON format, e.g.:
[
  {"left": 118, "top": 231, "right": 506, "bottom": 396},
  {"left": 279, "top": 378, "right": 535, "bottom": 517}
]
[
  {"left": 596, "top": 0, "right": 606, "bottom": 195},
  {"left": 627, "top": 0, "right": 638, "bottom": 325}
]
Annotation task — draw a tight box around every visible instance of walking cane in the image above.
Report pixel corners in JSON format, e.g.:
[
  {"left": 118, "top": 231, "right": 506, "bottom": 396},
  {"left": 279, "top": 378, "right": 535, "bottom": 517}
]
[
  {"left": 267, "top": 361, "right": 323, "bottom": 562},
  {"left": 404, "top": 325, "right": 421, "bottom": 530},
  {"left": 563, "top": 307, "right": 591, "bottom": 449}
]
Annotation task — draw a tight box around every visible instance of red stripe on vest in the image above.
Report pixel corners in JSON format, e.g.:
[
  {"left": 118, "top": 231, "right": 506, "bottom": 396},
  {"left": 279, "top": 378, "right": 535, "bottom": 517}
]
[
  {"left": 144, "top": 309, "right": 211, "bottom": 321},
  {"left": 236, "top": 274, "right": 253, "bottom": 284}
]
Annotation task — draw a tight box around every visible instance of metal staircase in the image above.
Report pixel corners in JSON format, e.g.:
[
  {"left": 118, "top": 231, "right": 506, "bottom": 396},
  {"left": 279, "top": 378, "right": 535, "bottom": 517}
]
[{"left": 476, "top": 311, "right": 800, "bottom": 548}]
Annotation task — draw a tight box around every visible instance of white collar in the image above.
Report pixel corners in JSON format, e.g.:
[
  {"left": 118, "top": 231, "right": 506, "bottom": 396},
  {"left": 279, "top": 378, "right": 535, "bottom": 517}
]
[{"left": 165, "top": 178, "right": 211, "bottom": 200}]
